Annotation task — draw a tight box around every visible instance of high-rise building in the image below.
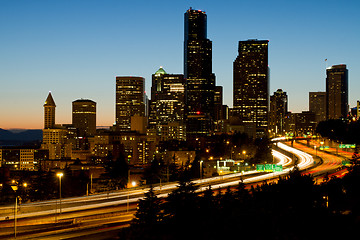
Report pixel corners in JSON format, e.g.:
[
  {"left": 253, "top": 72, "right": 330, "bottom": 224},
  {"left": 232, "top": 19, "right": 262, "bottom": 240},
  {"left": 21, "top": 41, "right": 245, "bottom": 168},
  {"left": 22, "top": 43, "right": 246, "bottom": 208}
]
[
  {"left": 214, "top": 86, "right": 223, "bottom": 121},
  {"left": 184, "top": 8, "right": 215, "bottom": 138},
  {"left": 326, "top": 64, "right": 348, "bottom": 120},
  {"left": 115, "top": 76, "right": 145, "bottom": 131},
  {"left": 72, "top": 99, "right": 96, "bottom": 136},
  {"left": 44, "top": 92, "right": 56, "bottom": 129},
  {"left": 309, "top": 92, "right": 326, "bottom": 124},
  {"left": 233, "top": 39, "right": 269, "bottom": 136},
  {"left": 269, "top": 89, "right": 287, "bottom": 136},
  {"left": 149, "top": 67, "right": 186, "bottom": 141}
]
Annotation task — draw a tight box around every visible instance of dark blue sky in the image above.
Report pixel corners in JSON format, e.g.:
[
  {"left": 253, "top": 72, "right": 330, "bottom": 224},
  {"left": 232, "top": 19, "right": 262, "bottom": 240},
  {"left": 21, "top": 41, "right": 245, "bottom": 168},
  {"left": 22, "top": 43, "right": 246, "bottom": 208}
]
[{"left": 1, "top": 0, "right": 359, "bottom": 128}]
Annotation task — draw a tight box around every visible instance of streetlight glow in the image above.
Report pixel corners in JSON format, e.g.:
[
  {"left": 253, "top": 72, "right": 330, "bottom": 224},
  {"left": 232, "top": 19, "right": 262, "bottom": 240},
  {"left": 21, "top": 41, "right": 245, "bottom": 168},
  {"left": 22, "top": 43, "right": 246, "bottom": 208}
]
[{"left": 56, "top": 172, "right": 63, "bottom": 216}]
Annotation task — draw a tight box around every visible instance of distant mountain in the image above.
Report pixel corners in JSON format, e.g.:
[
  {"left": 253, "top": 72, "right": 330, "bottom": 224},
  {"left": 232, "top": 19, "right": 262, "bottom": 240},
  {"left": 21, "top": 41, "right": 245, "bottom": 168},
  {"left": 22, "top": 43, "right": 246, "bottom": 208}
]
[{"left": 0, "top": 129, "right": 42, "bottom": 146}]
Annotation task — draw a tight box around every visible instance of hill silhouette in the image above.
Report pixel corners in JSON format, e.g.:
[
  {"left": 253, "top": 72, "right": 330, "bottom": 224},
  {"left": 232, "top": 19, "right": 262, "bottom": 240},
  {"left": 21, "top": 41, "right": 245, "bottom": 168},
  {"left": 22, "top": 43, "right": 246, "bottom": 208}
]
[{"left": 0, "top": 129, "right": 42, "bottom": 146}]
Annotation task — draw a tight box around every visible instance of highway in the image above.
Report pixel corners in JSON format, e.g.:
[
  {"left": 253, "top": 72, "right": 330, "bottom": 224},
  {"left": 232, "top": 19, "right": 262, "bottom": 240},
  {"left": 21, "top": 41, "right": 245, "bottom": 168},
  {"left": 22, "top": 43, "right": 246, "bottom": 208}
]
[
  {"left": 290, "top": 140, "right": 349, "bottom": 183},
  {"left": 0, "top": 141, "right": 348, "bottom": 239}
]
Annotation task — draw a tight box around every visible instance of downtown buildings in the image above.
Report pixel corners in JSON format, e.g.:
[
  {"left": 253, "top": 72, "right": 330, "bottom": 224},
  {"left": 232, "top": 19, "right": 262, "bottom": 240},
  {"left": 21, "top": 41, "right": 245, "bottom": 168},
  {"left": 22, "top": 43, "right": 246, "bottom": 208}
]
[
  {"left": 37, "top": 8, "right": 270, "bottom": 168},
  {"left": 9, "top": 8, "right": 355, "bottom": 172}
]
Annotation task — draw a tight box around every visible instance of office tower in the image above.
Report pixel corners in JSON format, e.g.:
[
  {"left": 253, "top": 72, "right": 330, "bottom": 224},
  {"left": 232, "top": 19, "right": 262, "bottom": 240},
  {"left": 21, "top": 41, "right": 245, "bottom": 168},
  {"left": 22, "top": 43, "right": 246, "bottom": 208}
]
[
  {"left": 149, "top": 67, "right": 186, "bottom": 141},
  {"left": 72, "top": 99, "right": 96, "bottom": 136},
  {"left": 44, "top": 92, "right": 56, "bottom": 129},
  {"left": 184, "top": 8, "right": 215, "bottom": 138},
  {"left": 42, "top": 92, "right": 68, "bottom": 159},
  {"left": 309, "top": 92, "right": 326, "bottom": 124},
  {"left": 269, "top": 89, "right": 288, "bottom": 136},
  {"left": 326, "top": 64, "right": 348, "bottom": 120},
  {"left": 233, "top": 39, "right": 269, "bottom": 136},
  {"left": 214, "top": 86, "right": 223, "bottom": 121},
  {"left": 115, "top": 76, "right": 145, "bottom": 131}
]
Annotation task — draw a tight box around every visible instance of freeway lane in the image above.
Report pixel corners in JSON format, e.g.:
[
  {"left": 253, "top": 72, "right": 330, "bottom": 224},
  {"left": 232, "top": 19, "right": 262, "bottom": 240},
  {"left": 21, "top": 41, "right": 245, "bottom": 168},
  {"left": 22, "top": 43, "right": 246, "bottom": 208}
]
[
  {"left": 0, "top": 150, "right": 293, "bottom": 223},
  {"left": 290, "top": 141, "right": 348, "bottom": 183},
  {"left": 0, "top": 145, "right": 316, "bottom": 239}
]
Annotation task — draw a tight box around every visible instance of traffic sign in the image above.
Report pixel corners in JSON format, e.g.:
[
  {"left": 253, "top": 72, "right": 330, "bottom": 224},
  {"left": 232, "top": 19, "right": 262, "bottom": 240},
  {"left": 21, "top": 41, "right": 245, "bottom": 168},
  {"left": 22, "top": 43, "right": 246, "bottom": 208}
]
[
  {"left": 339, "top": 144, "right": 356, "bottom": 149},
  {"left": 256, "top": 164, "right": 265, "bottom": 172},
  {"left": 342, "top": 160, "right": 351, "bottom": 166},
  {"left": 274, "top": 165, "right": 283, "bottom": 172},
  {"left": 265, "top": 164, "right": 273, "bottom": 172}
]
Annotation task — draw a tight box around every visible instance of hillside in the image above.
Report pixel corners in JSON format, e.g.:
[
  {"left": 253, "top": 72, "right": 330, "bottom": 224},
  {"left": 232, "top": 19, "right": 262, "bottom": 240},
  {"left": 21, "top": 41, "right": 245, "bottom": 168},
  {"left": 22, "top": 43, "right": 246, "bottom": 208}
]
[{"left": 0, "top": 129, "right": 42, "bottom": 146}]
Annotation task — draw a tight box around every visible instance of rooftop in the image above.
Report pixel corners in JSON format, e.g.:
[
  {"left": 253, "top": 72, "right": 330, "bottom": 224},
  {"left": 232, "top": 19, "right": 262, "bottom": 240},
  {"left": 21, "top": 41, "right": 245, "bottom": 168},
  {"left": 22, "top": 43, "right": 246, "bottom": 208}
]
[
  {"left": 44, "top": 92, "right": 56, "bottom": 107},
  {"left": 155, "top": 67, "right": 167, "bottom": 76}
]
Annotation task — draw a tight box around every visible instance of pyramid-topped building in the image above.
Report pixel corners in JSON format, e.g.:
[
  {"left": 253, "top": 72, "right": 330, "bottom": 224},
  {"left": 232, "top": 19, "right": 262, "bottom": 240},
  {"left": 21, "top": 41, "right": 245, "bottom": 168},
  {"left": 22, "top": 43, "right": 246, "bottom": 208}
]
[
  {"left": 44, "top": 91, "right": 56, "bottom": 107},
  {"left": 44, "top": 92, "right": 56, "bottom": 129}
]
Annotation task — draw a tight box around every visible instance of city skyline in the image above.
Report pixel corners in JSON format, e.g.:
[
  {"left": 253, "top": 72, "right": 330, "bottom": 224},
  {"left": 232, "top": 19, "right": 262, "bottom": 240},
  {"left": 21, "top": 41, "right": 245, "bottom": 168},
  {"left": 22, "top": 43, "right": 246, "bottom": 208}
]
[{"left": 1, "top": 0, "right": 359, "bottom": 129}]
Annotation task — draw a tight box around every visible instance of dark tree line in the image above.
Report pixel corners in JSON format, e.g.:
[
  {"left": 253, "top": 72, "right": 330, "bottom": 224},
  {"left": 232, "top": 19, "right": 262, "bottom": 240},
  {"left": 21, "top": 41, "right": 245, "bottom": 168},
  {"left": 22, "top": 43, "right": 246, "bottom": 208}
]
[
  {"left": 317, "top": 119, "right": 360, "bottom": 144},
  {"left": 120, "top": 168, "right": 360, "bottom": 240}
]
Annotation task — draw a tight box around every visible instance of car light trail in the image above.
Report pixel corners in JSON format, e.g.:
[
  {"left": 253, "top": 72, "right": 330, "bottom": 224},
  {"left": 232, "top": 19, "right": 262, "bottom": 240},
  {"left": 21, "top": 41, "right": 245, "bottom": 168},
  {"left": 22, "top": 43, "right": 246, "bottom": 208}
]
[{"left": 0, "top": 143, "right": 314, "bottom": 222}]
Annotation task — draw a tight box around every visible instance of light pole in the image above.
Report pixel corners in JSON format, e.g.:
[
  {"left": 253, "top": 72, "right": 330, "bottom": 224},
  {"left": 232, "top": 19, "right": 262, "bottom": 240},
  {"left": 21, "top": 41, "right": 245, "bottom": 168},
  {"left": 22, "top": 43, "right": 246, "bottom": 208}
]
[
  {"left": 57, "top": 172, "right": 63, "bottom": 215},
  {"left": 200, "top": 160, "right": 203, "bottom": 179},
  {"left": 127, "top": 181, "right": 136, "bottom": 212},
  {"left": 14, "top": 196, "right": 18, "bottom": 238},
  {"left": 10, "top": 184, "right": 18, "bottom": 239}
]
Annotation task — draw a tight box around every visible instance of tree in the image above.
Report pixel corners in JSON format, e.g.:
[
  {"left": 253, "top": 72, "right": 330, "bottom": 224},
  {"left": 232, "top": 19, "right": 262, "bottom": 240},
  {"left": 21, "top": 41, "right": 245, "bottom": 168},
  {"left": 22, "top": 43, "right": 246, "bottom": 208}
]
[
  {"left": 253, "top": 136, "right": 272, "bottom": 164},
  {"left": 163, "top": 175, "right": 198, "bottom": 224},
  {"left": 132, "top": 186, "right": 162, "bottom": 226},
  {"left": 103, "top": 153, "right": 129, "bottom": 190}
]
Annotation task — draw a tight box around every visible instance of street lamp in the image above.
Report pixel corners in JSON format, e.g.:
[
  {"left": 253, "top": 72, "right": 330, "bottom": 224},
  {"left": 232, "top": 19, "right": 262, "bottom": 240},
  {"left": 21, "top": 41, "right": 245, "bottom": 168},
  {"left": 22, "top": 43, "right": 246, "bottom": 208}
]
[
  {"left": 10, "top": 185, "right": 18, "bottom": 239},
  {"left": 57, "top": 172, "right": 63, "bottom": 215},
  {"left": 127, "top": 181, "right": 137, "bottom": 212}
]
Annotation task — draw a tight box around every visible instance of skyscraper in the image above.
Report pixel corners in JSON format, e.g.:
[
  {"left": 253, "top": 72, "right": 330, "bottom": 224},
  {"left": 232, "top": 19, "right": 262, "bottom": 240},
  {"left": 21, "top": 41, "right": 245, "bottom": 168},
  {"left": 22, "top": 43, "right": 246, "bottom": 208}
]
[
  {"left": 72, "top": 99, "right": 96, "bottom": 136},
  {"left": 214, "top": 86, "right": 223, "bottom": 121},
  {"left": 269, "top": 89, "right": 287, "bottom": 136},
  {"left": 149, "top": 67, "right": 186, "bottom": 141},
  {"left": 184, "top": 8, "right": 215, "bottom": 138},
  {"left": 233, "top": 39, "right": 269, "bottom": 136},
  {"left": 44, "top": 92, "right": 56, "bottom": 129},
  {"left": 326, "top": 64, "right": 348, "bottom": 120},
  {"left": 115, "top": 76, "right": 145, "bottom": 131},
  {"left": 309, "top": 92, "right": 326, "bottom": 124}
]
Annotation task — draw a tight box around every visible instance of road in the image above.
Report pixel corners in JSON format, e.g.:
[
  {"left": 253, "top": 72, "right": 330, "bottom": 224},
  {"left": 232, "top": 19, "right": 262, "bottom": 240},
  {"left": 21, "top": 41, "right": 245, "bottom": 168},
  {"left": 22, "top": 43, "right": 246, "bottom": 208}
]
[
  {"left": 1, "top": 141, "right": 349, "bottom": 239},
  {"left": 290, "top": 140, "right": 349, "bottom": 183}
]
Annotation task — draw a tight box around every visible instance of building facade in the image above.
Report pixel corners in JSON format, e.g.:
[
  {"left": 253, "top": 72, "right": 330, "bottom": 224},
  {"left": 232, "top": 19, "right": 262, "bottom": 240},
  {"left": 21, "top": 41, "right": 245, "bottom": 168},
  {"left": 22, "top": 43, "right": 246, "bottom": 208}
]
[
  {"left": 41, "top": 93, "right": 72, "bottom": 159},
  {"left": 309, "top": 91, "right": 326, "bottom": 124},
  {"left": 72, "top": 99, "right": 96, "bottom": 137},
  {"left": 184, "top": 8, "right": 215, "bottom": 139},
  {"left": 91, "top": 131, "right": 151, "bottom": 166},
  {"left": 269, "top": 89, "right": 288, "bottom": 136},
  {"left": 233, "top": 39, "right": 269, "bottom": 136},
  {"left": 0, "top": 148, "right": 48, "bottom": 170},
  {"left": 326, "top": 64, "right": 348, "bottom": 120},
  {"left": 115, "top": 76, "right": 145, "bottom": 131},
  {"left": 149, "top": 67, "right": 186, "bottom": 141},
  {"left": 44, "top": 92, "right": 56, "bottom": 129}
]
